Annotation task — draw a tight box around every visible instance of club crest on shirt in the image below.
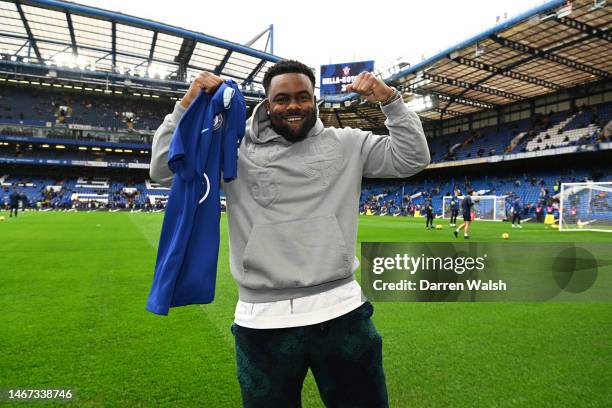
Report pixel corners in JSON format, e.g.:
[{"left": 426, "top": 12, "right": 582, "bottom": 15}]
[
  {"left": 213, "top": 113, "right": 223, "bottom": 130},
  {"left": 300, "top": 137, "right": 343, "bottom": 186},
  {"left": 248, "top": 168, "right": 278, "bottom": 207}
]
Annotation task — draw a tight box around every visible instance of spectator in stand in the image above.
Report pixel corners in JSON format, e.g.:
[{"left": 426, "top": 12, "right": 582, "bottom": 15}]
[{"left": 539, "top": 187, "right": 549, "bottom": 203}]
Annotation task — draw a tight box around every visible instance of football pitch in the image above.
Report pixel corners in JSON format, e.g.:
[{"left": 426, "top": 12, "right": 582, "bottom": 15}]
[{"left": 1, "top": 211, "right": 611, "bottom": 407}]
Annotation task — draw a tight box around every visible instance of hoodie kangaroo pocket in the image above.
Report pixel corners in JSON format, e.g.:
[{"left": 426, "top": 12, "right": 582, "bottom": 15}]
[{"left": 241, "top": 215, "right": 352, "bottom": 289}]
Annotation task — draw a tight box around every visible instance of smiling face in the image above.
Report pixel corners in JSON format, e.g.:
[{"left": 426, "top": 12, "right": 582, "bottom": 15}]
[{"left": 264, "top": 73, "right": 317, "bottom": 143}]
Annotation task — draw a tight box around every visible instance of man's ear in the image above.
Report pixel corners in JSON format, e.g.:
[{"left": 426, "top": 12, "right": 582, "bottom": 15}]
[{"left": 264, "top": 98, "right": 270, "bottom": 115}]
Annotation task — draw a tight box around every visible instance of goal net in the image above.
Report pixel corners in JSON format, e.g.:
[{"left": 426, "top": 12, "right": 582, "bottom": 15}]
[
  {"left": 442, "top": 195, "right": 507, "bottom": 221},
  {"left": 559, "top": 182, "right": 612, "bottom": 232}
]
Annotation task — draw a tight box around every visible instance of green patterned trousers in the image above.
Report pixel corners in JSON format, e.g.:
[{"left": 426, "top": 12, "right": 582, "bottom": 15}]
[{"left": 230, "top": 301, "right": 389, "bottom": 407}]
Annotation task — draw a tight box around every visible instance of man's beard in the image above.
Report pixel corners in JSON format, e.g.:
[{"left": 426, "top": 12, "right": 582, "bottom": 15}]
[{"left": 269, "top": 107, "right": 317, "bottom": 143}]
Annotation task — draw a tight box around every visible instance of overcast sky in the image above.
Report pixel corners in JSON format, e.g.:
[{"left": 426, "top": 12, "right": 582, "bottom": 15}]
[{"left": 77, "top": 0, "right": 551, "bottom": 74}]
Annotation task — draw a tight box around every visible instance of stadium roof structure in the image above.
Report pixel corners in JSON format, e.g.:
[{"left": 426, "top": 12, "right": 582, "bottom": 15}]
[
  {"left": 0, "top": 0, "right": 280, "bottom": 93},
  {"left": 321, "top": 0, "right": 611, "bottom": 128}
]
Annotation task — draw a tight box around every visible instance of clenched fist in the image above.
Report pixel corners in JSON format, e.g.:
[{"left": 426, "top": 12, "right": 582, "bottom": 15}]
[
  {"left": 345, "top": 72, "right": 395, "bottom": 104},
  {"left": 180, "top": 71, "right": 224, "bottom": 109}
]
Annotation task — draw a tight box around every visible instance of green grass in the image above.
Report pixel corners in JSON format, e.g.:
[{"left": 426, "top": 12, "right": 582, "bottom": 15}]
[{"left": 1, "top": 211, "right": 611, "bottom": 407}]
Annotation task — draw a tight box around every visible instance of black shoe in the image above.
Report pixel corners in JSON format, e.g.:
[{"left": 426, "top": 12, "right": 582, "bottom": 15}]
[
  {"left": 464, "top": 235, "right": 469, "bottom": 239},
  {"left": 453, "top": 230, "right": 458, "bottom": 238}
]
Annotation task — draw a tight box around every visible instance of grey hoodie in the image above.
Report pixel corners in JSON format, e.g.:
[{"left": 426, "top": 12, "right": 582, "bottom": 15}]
[{"left": 150, "top": 96, "right": 430, "bottom": 303}]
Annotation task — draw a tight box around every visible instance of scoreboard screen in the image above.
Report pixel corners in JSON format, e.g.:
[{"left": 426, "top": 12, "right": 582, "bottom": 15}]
[{"left": 320, "top": 60, "right": 374, "bottom": 95}]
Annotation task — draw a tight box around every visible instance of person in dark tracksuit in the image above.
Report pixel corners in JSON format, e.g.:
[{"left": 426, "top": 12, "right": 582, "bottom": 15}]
[
  {"left": 425, "top": 200, "right": 434, "bottom": 229},
  {"left": 449, "top": 188, "right": 460, "bottom": 227},
  {"left": 9, "top": 189, "right": 19, "bottom": 218},
  {"left": 512, "top": 196, "right": 523, "bottom": 228},
  {"left": 454, "top": 189, "right": 475, "bottom": 239}
]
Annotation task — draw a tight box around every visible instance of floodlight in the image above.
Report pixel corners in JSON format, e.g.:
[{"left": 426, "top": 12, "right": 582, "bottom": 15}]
[
  {"left": 405, "top": 95, "right": 433, "bottom": 112},
  {"left": 76, "top": 56, "right": 87, "bottom": 70}
]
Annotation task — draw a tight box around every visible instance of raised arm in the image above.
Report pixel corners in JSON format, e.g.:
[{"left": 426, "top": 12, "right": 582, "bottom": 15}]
[
  {"left": 346, "top": 72, "right": 430, "bottom": 178},
  {"left": 358, "top": 98, "right": 430, "bottom": 178}
]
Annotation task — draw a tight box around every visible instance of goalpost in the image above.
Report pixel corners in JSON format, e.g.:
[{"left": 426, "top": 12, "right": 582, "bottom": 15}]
[
  {"left": 559, "top": 182, "right": 612, "bottom": 232},
  {"left": 442, "top": 195, "right": 507, "bottom": 221}
]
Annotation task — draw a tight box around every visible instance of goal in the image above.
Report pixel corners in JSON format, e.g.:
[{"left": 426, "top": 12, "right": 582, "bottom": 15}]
[
  {"left": 559, "top": 182, "right": 612, "bottom": 232},
  {"left": 442, "top": 195, "right": 507, "bottom": 221}
]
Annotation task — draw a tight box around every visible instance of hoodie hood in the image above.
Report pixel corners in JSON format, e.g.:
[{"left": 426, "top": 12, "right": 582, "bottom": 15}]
[{"left": 246, "top": 100, "right": 324, "bottom": 145}]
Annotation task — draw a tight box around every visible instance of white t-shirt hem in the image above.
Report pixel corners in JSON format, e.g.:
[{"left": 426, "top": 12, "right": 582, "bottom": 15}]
[
  {"left": 233, "top": 280, "right": 365, "bottom": 329},
  {"left": 234, "top": 297, "right": 365, "bottom": 329}
]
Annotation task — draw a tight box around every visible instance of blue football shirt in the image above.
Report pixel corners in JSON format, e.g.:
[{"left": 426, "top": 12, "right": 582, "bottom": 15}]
[{"left": 146, "top": 81, "right": 246, "bottom": 315}]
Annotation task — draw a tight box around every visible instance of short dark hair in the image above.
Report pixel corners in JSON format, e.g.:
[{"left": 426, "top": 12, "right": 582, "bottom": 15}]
[{"left": 262, "top": 60, "right": 316, "bottom": 95}]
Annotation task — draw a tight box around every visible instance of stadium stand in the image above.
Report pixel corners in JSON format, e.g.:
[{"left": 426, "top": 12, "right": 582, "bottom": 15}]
[
  {"left": 0, "top": 0, "right": 610, "bottom": 226},
  {"left": 3, "top": 163, "right": 611, "bottom": 222},
  {"left": 0, "top": 86, "right": 170, "bottom": 130},
  {"left": 1, "top": 173, "right": 167, "bottom": 210},
  {"left": 360, "top": 168, "right": 612, "bottom": 219},
  {"left": 426, "top": 101, "right": 611, "bottom": 162}
]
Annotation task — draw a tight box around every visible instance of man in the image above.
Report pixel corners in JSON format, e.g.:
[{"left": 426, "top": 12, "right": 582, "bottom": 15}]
[
  {"left": 9, "top": 188, "right": 19, "bottom": 218},
  {"left": 449, "top": 188, "right": 460, "bottom": 227},
  {"left": 539, "top": 187, "right": 549, "bottom": 203},
  {"left": 425, "top": 198, "right": 434, "bottom": 229},
  {"left": 535, "top": 203, "right": 543, "bottom": 222},
  {"left": 149, "top": 60, "right": 430, "bottom": 407},
  {"left": 454, "top": 189, "right": 475, "bottom": 239},
  {"left": 511, "top": 196, "right": 523, "bottom": 228}
]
